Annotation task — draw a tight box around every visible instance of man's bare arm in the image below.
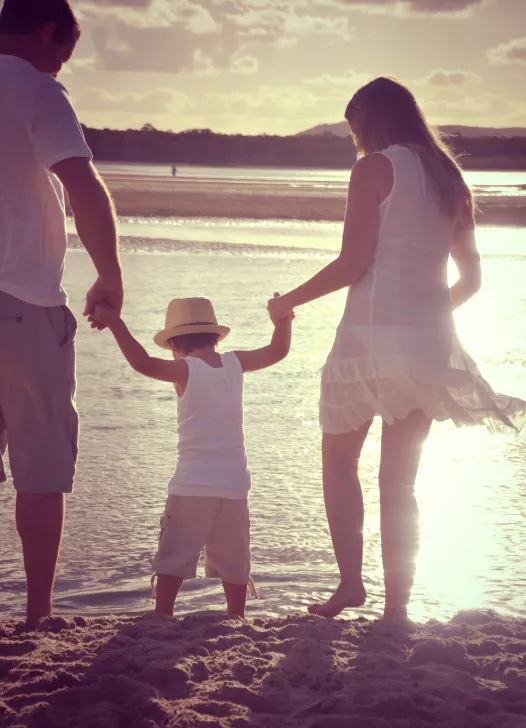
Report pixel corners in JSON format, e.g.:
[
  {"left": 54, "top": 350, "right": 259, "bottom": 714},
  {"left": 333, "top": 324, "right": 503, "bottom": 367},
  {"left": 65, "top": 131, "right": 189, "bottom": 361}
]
[{"left": 52, "top": 158, "right": 123, "bottom": 325}]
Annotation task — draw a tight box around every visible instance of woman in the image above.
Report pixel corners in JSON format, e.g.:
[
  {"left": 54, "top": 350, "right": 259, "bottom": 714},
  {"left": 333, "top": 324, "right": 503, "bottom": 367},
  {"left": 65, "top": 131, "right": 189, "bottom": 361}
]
[{"left": 268, "top": 77, "right": 526, "bottom": 620}]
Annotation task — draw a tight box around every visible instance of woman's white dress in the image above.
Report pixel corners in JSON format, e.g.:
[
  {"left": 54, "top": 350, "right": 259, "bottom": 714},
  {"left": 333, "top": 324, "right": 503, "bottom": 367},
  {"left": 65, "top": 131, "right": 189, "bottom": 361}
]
[{"left": 320, "top": 145, "right": 526, "bottom": 434}]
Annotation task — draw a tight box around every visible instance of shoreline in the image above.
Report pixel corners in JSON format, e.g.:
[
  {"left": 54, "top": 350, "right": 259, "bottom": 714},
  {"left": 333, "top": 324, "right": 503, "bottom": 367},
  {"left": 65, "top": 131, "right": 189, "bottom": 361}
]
[
  {"left": 67, "top": 234, "right": 328, "bottom": 257},
  {"left": 99, "top": 174, "right": 526, "bottom": 227},
  {"left": 1, "top": 609, "right": 525, "bottom": 727}
]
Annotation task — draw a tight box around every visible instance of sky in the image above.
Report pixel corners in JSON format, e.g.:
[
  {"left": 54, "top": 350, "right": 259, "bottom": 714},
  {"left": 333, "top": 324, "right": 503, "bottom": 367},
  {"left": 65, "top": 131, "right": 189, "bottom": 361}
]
[{"left": 24, "top": 1, "right": 526, "bottom": 134}]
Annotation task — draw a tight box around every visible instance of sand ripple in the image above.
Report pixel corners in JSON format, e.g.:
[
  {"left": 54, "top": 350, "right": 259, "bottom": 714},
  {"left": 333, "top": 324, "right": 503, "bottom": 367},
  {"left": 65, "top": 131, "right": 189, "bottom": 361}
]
[{"left": 1, "top": 610, "right": 525, "bottom": 727}]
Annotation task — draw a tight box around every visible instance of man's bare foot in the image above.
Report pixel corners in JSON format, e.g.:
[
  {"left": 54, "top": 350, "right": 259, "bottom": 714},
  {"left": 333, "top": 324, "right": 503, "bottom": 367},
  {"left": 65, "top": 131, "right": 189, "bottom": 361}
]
[
  {"left": 26, "top": 609, "right": 52, "bottom": 631},
  {"left": 308, "top": 583, "right": 367, "bottom": 618}
]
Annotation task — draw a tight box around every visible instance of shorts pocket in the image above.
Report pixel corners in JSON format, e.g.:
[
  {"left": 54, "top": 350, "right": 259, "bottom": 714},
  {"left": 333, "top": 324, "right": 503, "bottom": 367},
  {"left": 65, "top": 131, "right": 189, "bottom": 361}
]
[
  {"left": 45, "top": 306, "right": 77, "bottom": 349},
  {"left": 158, "top": 509, "right": 171, "bottom": 544}
]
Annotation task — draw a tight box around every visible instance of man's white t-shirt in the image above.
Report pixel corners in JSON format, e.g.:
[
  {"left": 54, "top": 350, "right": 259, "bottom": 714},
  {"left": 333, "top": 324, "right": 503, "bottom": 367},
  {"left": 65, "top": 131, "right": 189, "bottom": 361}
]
[{"left": 0, "top": 56, "right": 92, "bottom": 307}]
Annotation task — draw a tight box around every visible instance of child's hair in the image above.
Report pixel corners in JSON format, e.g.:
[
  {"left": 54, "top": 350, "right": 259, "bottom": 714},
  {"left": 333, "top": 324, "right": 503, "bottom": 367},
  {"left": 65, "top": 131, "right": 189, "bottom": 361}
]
[{"left": 168, "top": 332, "right": 220, "bottom": 355}]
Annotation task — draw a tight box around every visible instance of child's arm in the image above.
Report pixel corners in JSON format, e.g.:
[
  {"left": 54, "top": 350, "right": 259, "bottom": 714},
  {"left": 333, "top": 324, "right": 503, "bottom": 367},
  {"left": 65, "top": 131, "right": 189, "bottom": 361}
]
[
  {"left": 235, "top": 315, "right": 292, "bottom": 373},
  {"left": 92, "top": 305, "right": 188, "bottom": 384}
]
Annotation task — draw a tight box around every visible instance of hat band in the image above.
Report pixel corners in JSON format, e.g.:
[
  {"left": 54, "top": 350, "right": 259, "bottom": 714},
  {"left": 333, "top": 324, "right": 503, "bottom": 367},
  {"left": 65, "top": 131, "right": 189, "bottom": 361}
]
[
  {"left": 167, "top": 321, "right": 221, "bottom": 336},
  {"left": 175, "top": 321, "right": 218, "bottom": 328}
]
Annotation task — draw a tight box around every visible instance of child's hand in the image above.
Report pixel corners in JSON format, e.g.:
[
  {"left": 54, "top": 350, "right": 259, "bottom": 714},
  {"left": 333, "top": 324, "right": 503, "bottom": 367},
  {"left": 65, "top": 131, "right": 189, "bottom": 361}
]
[
  {"left": 90, "top": 302, "right": 121, "bottom": 330},
  {"left": 268, "top": 292, "right": 294, "bottom": 324}
]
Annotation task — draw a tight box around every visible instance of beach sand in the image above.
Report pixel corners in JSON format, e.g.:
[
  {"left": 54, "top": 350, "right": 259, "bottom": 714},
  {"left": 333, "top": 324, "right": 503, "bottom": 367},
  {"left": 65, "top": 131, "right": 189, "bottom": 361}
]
[
  {"left": 1, "top": 610, "right": 525, "bottom": 727},
  {"left": 100, "top": 174, "right": 526, "bottom": 226}
]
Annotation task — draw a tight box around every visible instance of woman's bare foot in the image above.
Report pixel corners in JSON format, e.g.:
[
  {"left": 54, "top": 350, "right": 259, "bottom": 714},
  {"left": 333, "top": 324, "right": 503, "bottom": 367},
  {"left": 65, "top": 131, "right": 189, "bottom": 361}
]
[
  {"left": 382, "top": 605, "right": 408, "bottom": 621},
  {"left": 308, "top": 582, "right": 367, "bottom": 618}
]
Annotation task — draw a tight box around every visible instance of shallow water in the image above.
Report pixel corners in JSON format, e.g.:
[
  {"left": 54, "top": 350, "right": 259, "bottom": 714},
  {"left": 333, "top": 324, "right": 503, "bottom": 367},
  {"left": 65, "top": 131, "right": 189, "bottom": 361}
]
[
  {"left": 97, "top": 162, "right": 526, "bottom": 198},
  {"left": 1, "top": 227, "right": 525, "bottom": 623},
  {"left": 68, "top": 217, "right": 526, "bottom": 259}
]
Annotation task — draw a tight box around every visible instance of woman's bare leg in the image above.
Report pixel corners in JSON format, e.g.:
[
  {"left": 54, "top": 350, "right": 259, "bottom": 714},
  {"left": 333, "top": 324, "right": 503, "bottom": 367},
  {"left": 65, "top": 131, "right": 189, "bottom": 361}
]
[
  {"left": 309, "top": 420, "right": 373, "bottom": 617},
  {"left": 379, "top": 410, "right": 432, "bottom": 619}
]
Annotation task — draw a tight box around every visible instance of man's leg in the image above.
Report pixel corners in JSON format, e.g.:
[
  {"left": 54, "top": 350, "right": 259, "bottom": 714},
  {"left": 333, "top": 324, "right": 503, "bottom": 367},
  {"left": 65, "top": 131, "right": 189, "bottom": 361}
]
[
  {"left": 2, "top": 299, "right": 78, "bottom": 629},
  {"left": 16, "top": 492, "right": 65, "bottom": 628}
]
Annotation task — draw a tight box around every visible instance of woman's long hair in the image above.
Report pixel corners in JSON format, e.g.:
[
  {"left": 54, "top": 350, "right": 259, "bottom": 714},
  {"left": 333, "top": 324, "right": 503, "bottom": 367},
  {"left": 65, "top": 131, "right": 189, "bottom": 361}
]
[{"left": 346, "top": 77, "right": 473, "bottom": 219}]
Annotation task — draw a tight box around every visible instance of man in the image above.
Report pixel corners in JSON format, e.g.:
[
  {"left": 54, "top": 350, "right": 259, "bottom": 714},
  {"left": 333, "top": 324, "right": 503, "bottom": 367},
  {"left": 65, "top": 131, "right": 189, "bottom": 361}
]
[{"left": 0, "top": 0, "right": 123, "bottom": 628}]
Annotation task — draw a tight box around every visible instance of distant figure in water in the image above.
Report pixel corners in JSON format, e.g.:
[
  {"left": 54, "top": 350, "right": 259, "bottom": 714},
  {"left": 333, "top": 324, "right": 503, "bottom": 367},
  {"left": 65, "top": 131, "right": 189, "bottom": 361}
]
[
  {"left": 91, "top": 296, "right": 293, "bottom": 618},
  {"left": 268, "top": 77, "right": 526, "bottom": 621},
  {"left": 171, "top": 164, "right": 177, "bottom": 177}
]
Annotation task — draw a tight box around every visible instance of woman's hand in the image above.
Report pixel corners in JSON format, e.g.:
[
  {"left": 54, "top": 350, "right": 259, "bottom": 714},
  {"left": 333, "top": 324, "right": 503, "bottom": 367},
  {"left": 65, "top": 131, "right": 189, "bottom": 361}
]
[{"left": 267, "top": 292, "right": 294, "bottom": 324}]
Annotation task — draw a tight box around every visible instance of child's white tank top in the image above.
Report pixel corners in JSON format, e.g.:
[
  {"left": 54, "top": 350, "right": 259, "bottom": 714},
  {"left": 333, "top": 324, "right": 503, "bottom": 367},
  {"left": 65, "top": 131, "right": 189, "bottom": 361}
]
[{"left": 168, "top": 352, "right": 251, "bottom": 499}]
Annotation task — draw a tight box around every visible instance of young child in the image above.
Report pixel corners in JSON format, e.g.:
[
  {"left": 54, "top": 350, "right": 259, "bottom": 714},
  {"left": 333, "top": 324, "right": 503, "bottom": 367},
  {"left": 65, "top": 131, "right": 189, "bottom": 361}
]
[{"left": 92, "top": 296, "right": 292, "bottom": 619}]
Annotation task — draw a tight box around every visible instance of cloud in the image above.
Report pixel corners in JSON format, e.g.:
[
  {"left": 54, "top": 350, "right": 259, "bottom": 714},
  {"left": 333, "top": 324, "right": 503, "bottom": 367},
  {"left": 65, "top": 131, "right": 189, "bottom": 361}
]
[
  {"left": 230, "top": 54, "right": 260, "bottom": 74},
  {"left": 226, "top": 5, "right": 355, "bottom": 43},
  {"left": 190, "top": 85, "right": 322, "bottom": 119},
  {"left": 303, "top": 70, "right": 375, "bottom": 96},
  {"left": 86, "top": 25, "right": 196, "bottom": 73},
  {"left": 422, "top": 90, "right": 526, "bottom": 124},
  {"left": 77, "top": 0, "right": 218, "bottom": 32},
  {"left": 334, "top": 0, "right": 485, "bottom": 16},
  {"left": 74, "top": 87, "right": 188, "bottom": 115},
  {"left": 193, "top": 49, "right": 259, "bottom": 75},
  {"left": 283, "top": 13, "right": 354, "bottom": 40},
  {"left": 82, "top": 20, "right": 238, "bottom": 74},
  {"left": 488, "top": 37, "right": 526, "bottom": 65},
  {"left": 183, "top": 80, "right": 373, "bottom": 134},
  {"left": 76, "top": 1, "right": 262, "bottom": 76},
  {"left": 420, "top": 69, "right": 482, "bottom": 86}
]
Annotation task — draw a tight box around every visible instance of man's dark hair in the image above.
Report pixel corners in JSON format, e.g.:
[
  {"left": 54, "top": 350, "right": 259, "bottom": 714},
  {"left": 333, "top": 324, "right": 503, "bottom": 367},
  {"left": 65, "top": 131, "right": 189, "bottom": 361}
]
[
  {"left": 0, "top": 0, "right": 80, "bottom": 43},
  {"left": 168, "top": 333, "right": 220, "bottom": 355}
]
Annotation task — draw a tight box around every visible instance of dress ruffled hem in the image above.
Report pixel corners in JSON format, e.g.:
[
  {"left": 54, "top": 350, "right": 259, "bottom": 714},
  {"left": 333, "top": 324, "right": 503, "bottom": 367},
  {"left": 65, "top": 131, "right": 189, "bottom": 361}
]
[{"left": 319, "top": 354, "right": 526, "bottom": 435}]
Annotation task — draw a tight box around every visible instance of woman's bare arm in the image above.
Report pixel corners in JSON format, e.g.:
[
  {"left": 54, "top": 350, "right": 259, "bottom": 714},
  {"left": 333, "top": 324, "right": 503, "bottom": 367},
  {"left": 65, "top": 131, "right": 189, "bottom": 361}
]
[
  {"left": 267, "top": 154, "right": 387, "bottom": 319},
  {"left": 450, "top": 196, "right": 481, "bottom": 309}
]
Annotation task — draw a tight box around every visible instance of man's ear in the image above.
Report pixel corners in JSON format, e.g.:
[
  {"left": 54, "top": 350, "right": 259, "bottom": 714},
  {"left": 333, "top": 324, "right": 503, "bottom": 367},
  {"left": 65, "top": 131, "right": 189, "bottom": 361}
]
[{"left": 40, "top": 21, "right": 58, "bottom": 44}]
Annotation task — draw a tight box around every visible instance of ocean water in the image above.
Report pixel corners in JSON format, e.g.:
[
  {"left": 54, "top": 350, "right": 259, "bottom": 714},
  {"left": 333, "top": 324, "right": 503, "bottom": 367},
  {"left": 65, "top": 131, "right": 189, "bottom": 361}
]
[
  {"left": 1, "top": 224, "right": 525, "bottom": 624},
  {"left": 97, "top": 162, "right": 526, "bottom": 198}
]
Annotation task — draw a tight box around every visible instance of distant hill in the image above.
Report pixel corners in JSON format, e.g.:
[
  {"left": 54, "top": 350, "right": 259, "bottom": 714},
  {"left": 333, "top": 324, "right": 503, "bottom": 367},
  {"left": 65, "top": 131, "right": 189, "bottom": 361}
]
[{"left": 299, "top": 122, "right": 526, "bottom": 139}]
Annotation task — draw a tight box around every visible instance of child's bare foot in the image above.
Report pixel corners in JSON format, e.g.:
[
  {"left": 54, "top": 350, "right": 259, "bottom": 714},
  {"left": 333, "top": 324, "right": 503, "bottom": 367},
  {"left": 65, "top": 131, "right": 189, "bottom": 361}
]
[
  {"left": 222, "top": 581, "right": 247, "bottom": 619},
  {"left": 308, "top": 582, "right": 366, "bottom": 618}
]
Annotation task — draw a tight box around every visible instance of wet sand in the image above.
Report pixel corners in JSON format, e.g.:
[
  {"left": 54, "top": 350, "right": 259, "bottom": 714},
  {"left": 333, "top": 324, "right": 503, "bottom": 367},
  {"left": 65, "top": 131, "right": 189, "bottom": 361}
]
[
  {"left": 1, "top": 610, "right": 525, "bottom": 728},
  {"left": 100, "top": 174, "right": 526, "bottom": 226}
]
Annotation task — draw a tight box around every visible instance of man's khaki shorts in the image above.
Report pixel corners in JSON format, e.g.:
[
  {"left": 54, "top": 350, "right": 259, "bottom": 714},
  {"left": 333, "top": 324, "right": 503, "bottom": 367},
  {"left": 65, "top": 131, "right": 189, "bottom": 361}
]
[
  {"left": 153, "top": 495, "right": 251, "bottom": 585},
  {"left": 0, "top": 291, "right": 78, "bottom": 493}
]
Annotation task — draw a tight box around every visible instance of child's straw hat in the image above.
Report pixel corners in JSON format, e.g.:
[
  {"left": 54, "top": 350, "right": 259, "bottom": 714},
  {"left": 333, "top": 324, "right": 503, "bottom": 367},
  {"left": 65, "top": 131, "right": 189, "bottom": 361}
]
[{"left": 154, "top": 297, "right": 230, "bottom": 350}]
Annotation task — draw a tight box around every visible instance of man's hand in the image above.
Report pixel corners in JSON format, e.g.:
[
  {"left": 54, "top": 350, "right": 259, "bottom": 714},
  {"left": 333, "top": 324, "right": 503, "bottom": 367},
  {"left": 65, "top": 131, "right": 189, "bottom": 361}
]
[
  {"left": 90, "top": 302, "right": 122, "bottom": 330},
  {"left": 84, "top": 276, "right": 124, "bottom": 330}
]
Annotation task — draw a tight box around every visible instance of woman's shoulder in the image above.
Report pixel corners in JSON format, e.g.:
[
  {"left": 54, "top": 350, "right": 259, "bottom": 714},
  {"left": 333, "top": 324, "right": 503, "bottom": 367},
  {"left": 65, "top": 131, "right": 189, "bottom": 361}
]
[
  {"left": 351, "top": 153, "right": 394, "bottom": 197},
  {"left": 353, "top": 151, "right": 393, "bottom": 176}
]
